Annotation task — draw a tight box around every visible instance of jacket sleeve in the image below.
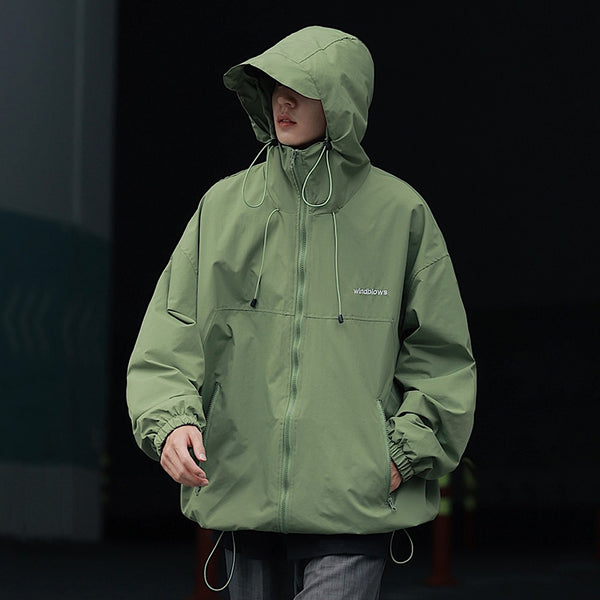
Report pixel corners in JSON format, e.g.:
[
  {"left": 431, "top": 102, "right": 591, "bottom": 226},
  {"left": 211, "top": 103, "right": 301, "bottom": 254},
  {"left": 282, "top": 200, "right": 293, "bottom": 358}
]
[
  {"left": 386, "top": 214, "right": 476, "bottom": 482},
  {"left": 126, "top": 207, "right": 206, "bottom": 461}
]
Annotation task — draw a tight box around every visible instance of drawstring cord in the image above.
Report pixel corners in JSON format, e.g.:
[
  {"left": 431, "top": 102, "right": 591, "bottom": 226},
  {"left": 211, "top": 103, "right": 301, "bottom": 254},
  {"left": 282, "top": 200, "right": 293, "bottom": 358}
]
[
  {"left": 242, "top": 139, "right": 279, "bottom": 308},
  {"left": 242, "top": 140, "right": 276, "bottom": 208},
  {"left": 301, "top": 140, "right": 342, "bottom": 324},
  {"left": 332, "top": 212, "right": 344, "bottom": 323},
  {"left": 204, "top": 530, "right": 236, "bottom": 592},
  {"left": 202, "top": 528, "right": 410, "bottom": 592},
  {"left": 251, "top": 208, "right": 280, "bottom": 307},
  {"left": 202, "top": 527, "right": 411, "bottom": 593},
  {"left": 389, "top": 529, "right": 414, "bottom": 565},
  {"left": 244, "top": 138, "right": 332, "bottom": 209},
  {"left": 244, "top": 139, "right": 341, "bottom": 322},
  {"left": 301, "top": 141, "right": 333, "bottom": 208}
]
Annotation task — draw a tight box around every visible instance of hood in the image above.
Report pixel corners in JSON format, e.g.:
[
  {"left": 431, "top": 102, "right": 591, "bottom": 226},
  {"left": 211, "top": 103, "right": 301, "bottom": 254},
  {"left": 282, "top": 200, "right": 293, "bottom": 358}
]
[
  {"left": 223, "top": 26, "right": 374, "bottom": 165},
  {"left": 222, "top": 27, "right": 376, "bottom": 319}
]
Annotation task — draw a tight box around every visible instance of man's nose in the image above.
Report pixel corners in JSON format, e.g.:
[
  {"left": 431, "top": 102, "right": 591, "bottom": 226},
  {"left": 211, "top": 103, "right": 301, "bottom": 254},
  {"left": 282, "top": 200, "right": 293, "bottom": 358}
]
[{"left": 276, "top": 90, "right": 296, "bottom": 107}]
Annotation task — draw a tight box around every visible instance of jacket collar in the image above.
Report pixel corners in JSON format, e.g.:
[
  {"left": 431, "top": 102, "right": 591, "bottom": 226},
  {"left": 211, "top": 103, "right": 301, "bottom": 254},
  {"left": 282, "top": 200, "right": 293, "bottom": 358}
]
[{"left": 267, "top": 140, "right": 371, "bottom": 214}]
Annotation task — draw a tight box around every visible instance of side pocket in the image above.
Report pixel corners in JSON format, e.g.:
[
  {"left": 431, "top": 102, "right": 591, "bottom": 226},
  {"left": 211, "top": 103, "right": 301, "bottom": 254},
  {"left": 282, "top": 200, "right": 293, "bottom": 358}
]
[
  {"left": 195, "top": 382, "right": 221, "bottom": 497},
  {"left": 203, "top": 382, "right": 222, "bottom": 442},
  {"left": 375, "top": 399, "right": 393, "bottom": 503}
]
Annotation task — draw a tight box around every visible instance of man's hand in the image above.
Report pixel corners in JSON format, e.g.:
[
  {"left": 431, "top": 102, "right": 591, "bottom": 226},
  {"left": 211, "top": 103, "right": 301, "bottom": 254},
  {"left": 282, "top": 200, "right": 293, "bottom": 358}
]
[
  {"left": 390, "top": 460, "right": 402, "bottom": 493},
  {"left": 160, "top": 425, "right": 209, "bottom": 487}
]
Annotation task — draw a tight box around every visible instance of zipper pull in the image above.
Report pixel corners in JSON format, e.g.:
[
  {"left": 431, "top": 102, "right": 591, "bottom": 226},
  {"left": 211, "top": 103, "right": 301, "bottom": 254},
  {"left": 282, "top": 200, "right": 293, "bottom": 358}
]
[{"left": 387, "top": 496, "right": 397, "bottom": 511}]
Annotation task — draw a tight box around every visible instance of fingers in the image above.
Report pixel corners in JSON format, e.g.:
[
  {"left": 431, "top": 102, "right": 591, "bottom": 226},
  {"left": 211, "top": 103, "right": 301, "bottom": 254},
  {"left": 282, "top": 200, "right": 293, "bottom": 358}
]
[
  {"left": 390, "top": 460, "right": 402, "bottom": 493},
  {"left": 160, "top": 425, "right": 209, "bottom": 487},
  {"left": 162, "top": 451, "right": 208, "bottom": 487},
  {"left": 191, "top": 433, "right": 207, "bottom": 463}
]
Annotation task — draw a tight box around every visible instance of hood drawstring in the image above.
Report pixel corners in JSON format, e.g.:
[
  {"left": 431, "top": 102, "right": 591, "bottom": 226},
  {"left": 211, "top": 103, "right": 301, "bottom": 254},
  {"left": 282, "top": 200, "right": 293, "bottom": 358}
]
[
  {"left": 241, "top": 139, "right": 281, "bottom": 309},
  {"left": 242, "top": 140, "right": 277, "bottom": 208},
  {"left": 244, "top": 139, "right": 342, "bottom": 323},
  {"left": 332, "top": 212, "right": 344, "bottom": 323},
  {"left": 251, "top": 208, "right": 280, "bottom": 308},
  {"left": 301, "top": 140, "right": 344, "bottom": 324},
  {"left": 301, "top": 140, "right": 333, "bottom": 208}
]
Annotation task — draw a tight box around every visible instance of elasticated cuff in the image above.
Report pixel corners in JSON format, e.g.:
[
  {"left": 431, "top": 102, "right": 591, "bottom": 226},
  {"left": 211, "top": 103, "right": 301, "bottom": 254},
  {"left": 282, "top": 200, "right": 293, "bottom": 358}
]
[
  {"left": 154, "top": 414, "right": 202, "bottom": 456},
  {"left": 387, "top": 438, "right": 415, "bottom": 483}
]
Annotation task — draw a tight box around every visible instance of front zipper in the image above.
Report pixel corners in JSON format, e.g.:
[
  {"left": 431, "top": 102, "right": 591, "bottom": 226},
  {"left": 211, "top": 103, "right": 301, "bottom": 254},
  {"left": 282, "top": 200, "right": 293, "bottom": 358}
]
[
  {"left": 376, "top": 399, "right": 397, "bottom": 511},
  {"left": 280, "top": 150, "right": 307, "bottom": 532}
]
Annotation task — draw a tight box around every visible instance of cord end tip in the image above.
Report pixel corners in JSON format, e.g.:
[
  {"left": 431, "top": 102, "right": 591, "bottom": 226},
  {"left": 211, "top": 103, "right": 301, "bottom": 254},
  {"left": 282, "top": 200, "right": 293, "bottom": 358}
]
[
  {"left": 250, "top": 298, "right": 257, "bottom": 308},
  {"left": 338, "top": 314, "right": 344, "bottom": 323}
]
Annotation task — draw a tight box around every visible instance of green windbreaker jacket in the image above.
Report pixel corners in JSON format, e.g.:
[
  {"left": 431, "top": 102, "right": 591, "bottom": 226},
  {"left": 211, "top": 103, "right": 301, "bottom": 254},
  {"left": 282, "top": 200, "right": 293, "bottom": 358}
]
[{"left": 127, "top": 26, "right": 476, "bottom": 535}]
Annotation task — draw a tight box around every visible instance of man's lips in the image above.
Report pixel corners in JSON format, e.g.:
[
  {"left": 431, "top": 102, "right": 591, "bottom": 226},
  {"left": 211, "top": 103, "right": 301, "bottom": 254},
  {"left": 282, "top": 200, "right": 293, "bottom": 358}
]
[{"left": 277, "top": 114, "right": 296, "bottom": 127}]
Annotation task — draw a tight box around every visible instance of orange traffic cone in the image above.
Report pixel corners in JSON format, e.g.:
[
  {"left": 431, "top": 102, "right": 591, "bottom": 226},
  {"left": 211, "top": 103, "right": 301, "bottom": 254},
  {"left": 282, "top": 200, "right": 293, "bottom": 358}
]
[
  {"left": 425, "top": 473, "right": 458, "bottom": 586},
  {"left": 596, "top": 507, "right": 600, "bottom": 560},
  {"left": 188, "top": 528, "right": 222, "bottom": 599},
  {"left": 462, "top": 457, "right": 477, "bottom": 551}
]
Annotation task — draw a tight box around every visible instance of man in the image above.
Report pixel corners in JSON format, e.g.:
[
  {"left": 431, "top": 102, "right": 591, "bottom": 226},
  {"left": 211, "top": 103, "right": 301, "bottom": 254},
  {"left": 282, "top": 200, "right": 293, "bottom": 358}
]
[{"left": 127, "top": 26, "right": 476, "bottom": 599}]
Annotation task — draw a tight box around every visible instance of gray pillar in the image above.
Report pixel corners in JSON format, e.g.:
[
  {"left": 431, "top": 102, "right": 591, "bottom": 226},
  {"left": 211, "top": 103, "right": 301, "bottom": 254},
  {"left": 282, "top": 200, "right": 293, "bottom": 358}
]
[{"left": 0, "top": 0, "right": 115, "bottom": 541}]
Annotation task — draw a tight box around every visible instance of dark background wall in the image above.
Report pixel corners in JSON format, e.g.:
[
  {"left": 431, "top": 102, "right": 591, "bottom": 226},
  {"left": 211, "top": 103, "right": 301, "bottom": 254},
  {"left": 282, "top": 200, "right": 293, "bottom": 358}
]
[
  {"left": 0, "top": 0, "right": 115, "bottom": 541},
  {"left": 109, "top": 2, "right": 599, "bottom": 549}
]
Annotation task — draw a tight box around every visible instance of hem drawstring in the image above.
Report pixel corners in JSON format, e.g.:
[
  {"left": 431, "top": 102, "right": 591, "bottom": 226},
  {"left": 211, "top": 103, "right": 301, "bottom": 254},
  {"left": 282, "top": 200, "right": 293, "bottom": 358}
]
[
  {"left": 389, "top": 529, "right": 414, "bottom": 565},
  {"left": 251, "top": 208, "right": 280, "bottom": 308},
  {"left": 202, "top": 528, "right": 410, "bottom": 592},
  {"left": 204, "top": 530, "right": 236, "bottom": 592}
]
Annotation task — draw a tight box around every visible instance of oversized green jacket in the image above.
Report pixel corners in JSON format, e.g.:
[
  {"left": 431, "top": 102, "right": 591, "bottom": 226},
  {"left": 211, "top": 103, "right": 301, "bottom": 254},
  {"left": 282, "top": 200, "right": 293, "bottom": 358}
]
[{"left": 127, "top": 26, "right": 476, "bottom": 535}]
